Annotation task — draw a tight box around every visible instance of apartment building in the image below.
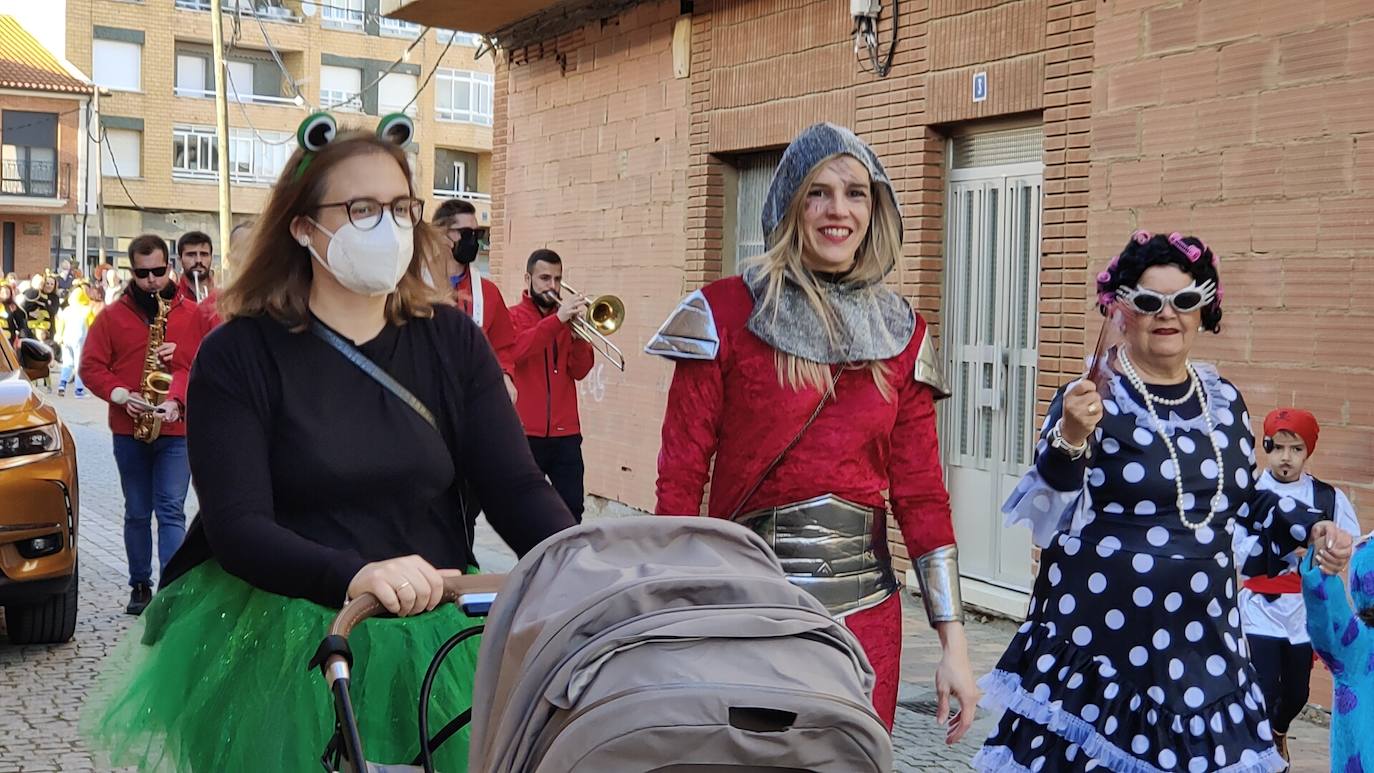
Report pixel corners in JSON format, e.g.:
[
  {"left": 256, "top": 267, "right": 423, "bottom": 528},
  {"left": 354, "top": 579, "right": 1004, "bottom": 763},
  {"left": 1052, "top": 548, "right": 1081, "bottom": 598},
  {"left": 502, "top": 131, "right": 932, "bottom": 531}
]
[
  {"left": 0, "top": 16, "right": 94, "bottom": 278},
  {"left": 63, "top": 0, "right": 496, "bottom": 265}
]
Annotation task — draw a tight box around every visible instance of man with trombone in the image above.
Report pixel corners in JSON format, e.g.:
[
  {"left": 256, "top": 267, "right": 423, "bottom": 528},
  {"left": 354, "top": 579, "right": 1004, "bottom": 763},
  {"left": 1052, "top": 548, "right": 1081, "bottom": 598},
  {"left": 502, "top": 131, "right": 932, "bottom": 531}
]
[{"left": 509, "top": 248, "right": 599, "bottom": 522}]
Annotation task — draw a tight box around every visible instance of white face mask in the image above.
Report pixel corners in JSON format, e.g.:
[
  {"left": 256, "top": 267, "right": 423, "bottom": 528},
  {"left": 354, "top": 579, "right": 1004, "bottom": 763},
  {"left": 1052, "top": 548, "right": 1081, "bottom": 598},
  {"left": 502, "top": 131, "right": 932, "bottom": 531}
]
[{"left": 304, "top": 217, "right": 414, "bottom": 297}]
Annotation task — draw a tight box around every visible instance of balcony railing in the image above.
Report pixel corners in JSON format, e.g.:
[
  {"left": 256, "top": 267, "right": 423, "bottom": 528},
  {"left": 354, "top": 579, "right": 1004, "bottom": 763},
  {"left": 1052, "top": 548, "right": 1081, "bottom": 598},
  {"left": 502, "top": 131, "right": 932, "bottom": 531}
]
[
  {"left": 175, "top": 0, "right": 302, "bottom": 22},
  {"left": 0, "top": 159, "right": 70, "bottom": 200},
  {"left": 432, "top": 189, "right": 491, "bottom": 202},
  {"left": 174, "top": 86, "right": 298, "bottom": 106}
]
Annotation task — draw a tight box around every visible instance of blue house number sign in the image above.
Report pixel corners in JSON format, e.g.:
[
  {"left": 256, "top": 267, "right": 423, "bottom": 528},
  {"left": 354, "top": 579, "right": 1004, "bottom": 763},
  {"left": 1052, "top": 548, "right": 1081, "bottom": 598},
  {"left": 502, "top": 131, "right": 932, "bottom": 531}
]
[{"left": 973, "top": 71, "right": 988, "bottom": 103}]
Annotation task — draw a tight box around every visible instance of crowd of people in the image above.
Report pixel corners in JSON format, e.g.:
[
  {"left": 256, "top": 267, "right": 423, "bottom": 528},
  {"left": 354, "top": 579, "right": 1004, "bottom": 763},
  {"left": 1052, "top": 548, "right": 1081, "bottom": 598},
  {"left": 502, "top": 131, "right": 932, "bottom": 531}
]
[{"left": 3, "top": 115, "right": 1359, "bottom": 772}]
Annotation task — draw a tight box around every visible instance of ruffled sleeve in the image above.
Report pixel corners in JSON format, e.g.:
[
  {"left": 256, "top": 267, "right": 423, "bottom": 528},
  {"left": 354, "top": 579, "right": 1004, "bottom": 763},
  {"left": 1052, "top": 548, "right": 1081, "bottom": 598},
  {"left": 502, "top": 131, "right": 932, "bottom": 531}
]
[{"left": 1002, "top": 385, "right": 1091, "bottom": 549}]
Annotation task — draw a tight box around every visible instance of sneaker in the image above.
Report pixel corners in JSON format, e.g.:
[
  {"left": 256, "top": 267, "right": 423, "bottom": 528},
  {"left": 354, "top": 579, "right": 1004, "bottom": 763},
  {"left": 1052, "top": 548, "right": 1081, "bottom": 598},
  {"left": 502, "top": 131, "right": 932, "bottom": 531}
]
[
  {"left": 75, "top": 389, "right": 86, "bottom": 398},
  {"left": 126, "top": 582, "right": 153, "bottom": 616},
  {"left": 57, "top": 386, "right": 65, "bottom": 397}
]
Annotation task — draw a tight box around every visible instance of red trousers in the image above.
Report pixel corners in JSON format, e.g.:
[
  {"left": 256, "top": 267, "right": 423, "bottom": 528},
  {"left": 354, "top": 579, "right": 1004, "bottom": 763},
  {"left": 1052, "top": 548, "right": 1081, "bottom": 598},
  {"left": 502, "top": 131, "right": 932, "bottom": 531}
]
[{"left": 844, "top": 591, "right": 903, "bottom": 731}]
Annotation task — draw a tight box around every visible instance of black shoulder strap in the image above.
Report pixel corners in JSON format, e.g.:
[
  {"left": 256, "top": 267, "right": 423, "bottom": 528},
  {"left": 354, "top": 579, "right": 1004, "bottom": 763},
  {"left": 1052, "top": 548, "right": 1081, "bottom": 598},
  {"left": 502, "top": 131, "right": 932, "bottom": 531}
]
[
  {"left": 309, "top": 320, "right": 438, "bottom": 431},
  {"left": 1311, "top": 478, "right": 1338, "bottom": 521},
  {"left": 726, "top": 364, "right": 843, "bottom": 521}
]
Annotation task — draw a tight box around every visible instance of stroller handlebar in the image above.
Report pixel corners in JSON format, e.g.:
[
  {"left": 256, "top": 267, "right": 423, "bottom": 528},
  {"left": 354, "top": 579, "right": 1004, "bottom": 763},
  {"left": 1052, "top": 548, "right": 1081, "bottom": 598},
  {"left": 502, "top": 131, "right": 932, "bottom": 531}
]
[{"left": 330, "top": 573, "right": 507, "bottom": 639}]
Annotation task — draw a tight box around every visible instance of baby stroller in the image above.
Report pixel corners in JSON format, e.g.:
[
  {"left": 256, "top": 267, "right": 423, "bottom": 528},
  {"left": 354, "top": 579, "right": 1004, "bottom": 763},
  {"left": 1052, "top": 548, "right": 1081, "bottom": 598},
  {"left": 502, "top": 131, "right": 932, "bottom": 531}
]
[{"left": 314, "top": 516, "right": 893, "bottom": 772}]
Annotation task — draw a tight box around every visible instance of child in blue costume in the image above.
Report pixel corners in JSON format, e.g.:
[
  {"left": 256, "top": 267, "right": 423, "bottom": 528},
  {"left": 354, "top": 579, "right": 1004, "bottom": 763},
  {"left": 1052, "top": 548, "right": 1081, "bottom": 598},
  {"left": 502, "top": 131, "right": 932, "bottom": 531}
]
[{"left": 1302, "top": 532, "right": 1374, "bottom": 773}]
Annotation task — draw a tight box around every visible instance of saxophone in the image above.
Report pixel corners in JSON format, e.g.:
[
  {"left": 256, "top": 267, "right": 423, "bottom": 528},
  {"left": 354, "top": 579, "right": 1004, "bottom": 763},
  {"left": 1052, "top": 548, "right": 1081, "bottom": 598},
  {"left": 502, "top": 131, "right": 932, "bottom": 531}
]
[{"left": 132, "top": 294, "right": 174, "bottom": 444}]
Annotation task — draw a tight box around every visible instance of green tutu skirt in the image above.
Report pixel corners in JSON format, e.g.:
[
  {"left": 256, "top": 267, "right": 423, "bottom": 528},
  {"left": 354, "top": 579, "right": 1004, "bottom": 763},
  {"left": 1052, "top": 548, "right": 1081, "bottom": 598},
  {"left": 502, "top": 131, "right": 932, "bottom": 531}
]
[{"left": 82, "top": 561, "right": 481, "bottom": 772}]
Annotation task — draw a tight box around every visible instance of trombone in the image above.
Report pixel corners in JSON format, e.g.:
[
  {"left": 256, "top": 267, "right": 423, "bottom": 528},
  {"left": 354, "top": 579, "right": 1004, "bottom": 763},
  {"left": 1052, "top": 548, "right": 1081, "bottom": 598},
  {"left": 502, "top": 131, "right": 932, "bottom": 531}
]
[{"left": 544, "top": 282, "right": 626, "bottom": 371}]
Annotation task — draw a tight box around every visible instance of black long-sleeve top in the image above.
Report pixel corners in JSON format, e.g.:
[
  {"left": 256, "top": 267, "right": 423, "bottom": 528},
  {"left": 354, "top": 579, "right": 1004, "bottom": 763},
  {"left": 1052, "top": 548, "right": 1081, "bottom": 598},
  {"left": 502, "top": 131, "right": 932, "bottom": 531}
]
[{"left": 176, "top": 304, "right": 575, "bottom": 607}]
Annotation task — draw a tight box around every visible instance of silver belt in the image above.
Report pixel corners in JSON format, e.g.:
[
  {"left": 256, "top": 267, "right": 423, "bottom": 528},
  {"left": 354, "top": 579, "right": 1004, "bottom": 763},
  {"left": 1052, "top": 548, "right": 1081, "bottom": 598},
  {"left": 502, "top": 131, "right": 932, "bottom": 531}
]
[{"left": 739, "top": 494, "right": 898, "bottom": 618}]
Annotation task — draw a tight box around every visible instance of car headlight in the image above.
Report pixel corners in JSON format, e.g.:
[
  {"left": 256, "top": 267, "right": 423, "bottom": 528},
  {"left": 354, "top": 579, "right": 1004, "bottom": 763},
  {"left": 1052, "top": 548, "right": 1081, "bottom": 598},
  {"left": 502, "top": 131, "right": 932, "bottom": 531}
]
[{"left": 0, "top": 424, "right": 62, "bottom": 463}]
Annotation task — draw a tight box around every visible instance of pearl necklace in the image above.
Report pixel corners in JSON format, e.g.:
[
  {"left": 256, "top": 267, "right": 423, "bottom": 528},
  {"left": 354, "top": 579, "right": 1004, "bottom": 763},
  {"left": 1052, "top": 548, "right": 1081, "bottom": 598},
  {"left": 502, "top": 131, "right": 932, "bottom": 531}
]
[{"left": 1116, "top": 350, "right": 1226, "bottom": 532}]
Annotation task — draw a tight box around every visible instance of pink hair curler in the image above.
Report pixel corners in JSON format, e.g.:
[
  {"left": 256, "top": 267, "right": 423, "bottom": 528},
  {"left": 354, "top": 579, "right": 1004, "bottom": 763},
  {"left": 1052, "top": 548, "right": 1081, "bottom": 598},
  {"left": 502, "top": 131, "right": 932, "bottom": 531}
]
[
  {"left": 1168, "top": 232, "right": 1203, "bottom": 262},
  {"left": 1132, "top": 230, "right": 1152, "bottom": 245}
]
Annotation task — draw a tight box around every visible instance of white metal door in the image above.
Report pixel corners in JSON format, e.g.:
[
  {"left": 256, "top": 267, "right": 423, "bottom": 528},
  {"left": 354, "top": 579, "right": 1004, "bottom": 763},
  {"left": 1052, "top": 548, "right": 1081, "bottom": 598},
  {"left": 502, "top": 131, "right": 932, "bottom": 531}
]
[{"left": 942, "top": 159, "right": 1042, "bottom": 592}]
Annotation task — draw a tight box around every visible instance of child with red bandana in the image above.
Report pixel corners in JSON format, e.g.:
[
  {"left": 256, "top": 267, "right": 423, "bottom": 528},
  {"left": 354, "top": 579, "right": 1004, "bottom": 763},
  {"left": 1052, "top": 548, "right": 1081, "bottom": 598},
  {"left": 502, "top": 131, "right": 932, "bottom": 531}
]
[{"left": 1236, "top": 408, "right": 1361, "bottom": 765}]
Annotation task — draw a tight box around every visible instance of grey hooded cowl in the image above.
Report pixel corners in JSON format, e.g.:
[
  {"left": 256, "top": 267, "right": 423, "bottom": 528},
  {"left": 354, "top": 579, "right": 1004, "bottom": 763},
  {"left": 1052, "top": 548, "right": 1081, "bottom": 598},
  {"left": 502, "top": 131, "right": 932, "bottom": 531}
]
[{"left": 747, "top": 123, "right": 915, "bottom": 364}]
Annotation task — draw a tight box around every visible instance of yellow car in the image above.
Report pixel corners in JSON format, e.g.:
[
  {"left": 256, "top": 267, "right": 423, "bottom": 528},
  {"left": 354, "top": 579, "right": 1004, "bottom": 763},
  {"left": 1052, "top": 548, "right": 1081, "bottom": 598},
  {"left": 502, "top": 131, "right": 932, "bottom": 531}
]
[{"left": 0, "top": 335, "right": 79, "bottom": 644}]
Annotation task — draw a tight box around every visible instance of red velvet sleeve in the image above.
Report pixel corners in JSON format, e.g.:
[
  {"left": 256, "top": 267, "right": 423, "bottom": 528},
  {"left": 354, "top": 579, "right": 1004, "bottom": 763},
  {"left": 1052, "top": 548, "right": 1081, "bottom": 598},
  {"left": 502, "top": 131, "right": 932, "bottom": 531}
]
[
  {"left": 888, "top": 373, "right": 956, "bottom": 560},
  {"left": 654, "top": 354, "right": 725, "bottom": 517}
]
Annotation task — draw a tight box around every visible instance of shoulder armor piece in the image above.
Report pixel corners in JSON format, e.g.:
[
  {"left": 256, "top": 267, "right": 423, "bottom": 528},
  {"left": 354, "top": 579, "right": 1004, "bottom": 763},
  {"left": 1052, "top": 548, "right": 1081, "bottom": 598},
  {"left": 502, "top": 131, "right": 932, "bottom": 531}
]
[
  {"left": 914, "top": 328, "right": 950, "bottom": 400},
  {"left": 644, "top": 290, "right": 719, "bottom": 361}
]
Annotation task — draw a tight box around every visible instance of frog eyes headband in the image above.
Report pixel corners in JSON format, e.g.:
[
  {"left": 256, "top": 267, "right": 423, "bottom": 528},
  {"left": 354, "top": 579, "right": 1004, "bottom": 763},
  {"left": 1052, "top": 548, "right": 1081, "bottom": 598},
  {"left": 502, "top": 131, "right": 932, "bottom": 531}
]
[{"left": 292, "top": 112, "right": 415, "bottom": 181}]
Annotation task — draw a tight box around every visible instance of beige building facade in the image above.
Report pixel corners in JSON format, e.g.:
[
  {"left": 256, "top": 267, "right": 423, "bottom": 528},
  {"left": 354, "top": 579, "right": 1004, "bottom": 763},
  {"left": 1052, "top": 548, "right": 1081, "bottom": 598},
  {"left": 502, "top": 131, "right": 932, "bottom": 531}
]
[{"left": 64, "top": 0, "right": 496, "bottom": 266}]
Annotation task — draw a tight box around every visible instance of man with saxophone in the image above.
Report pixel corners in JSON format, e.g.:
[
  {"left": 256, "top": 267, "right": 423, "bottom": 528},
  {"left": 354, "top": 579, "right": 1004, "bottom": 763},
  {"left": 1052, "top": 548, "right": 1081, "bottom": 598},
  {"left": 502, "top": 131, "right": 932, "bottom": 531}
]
[
  {"left": 509, "top": 248, "right": 593, "bottom": 522},
  {"left": 81, "top": 234, "right": 208, "bottom": 616}
]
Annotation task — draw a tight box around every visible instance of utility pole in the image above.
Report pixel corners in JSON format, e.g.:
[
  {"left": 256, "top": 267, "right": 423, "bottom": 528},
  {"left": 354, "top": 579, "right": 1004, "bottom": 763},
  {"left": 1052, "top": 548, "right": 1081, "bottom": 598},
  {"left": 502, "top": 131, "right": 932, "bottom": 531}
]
[
  {"left": 94, "top": 87, "right": 107, "bottom": 269},
  {"left": 210, "top": 0, "right": 233, "bottom": 276}
]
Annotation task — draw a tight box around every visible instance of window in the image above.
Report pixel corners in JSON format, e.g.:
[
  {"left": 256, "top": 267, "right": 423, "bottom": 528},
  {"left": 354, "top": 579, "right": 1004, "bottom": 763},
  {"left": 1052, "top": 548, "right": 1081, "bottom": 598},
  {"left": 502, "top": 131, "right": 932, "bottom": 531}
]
[
  {"left": 2, "top": 111, "right": 59, "bottom": 197},
  {"left": 101, "top": 129, "right": 142, "bottom": 178},
  {"left": 435, "top": 70, "right": 492, "bottom": 125},
  {"left": 380, "top": 17, "right": 421, "bottom": 37},
  {"left": 320, "top": 65, "right": 362, "bottom": 112},
  {"left": 173, "top": 125, "right": 294, "bottom": 183},
  {"left": 436, "top": 29, "right": 481, "bottom": 46},
  {"left": 378, "top": 72, "right": 418, "bottom": 116},
  {"left": 93, "top": 40, "right": 142, "bottom": 91},
  {"left": 230, "top": 128, "right": 294, "bottom": 183},
  {"left": 175, "top": 53, "right": 208, "bottom": 97},
  {"left": 172, "top": 126, "right": 218, "bottom": 179},
  {"left": 226, "top": 60, "right": 255, "bottom": 100},
  {"left": 321, "top": 0, "right": 363, "bottom": 27},
  {"left": 433, "top": 148, "right": 479, "bottom": 196},
  {"left": 728, "top": 151, "right": 783, "bottom": 275}
]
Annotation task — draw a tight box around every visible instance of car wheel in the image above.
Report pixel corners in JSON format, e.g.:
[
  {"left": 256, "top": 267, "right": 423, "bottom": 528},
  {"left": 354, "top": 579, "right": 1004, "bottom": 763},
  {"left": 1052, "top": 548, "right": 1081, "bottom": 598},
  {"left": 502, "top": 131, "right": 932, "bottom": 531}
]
[{"left": 5, "top": 564, "right": 78, "bottom": 644}]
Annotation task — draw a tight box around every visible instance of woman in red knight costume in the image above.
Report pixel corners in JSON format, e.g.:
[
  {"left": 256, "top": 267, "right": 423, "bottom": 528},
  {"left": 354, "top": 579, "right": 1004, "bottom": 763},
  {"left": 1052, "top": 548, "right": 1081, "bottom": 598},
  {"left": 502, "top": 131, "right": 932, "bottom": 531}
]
[{"left": 648, "top": 123, "right": 979, "bottom": 740}]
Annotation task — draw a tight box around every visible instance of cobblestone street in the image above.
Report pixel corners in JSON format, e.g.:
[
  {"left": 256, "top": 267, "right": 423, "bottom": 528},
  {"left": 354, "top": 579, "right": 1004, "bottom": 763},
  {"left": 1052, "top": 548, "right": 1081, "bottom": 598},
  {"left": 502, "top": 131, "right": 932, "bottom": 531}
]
[{"left": 0, "top": 394, "right": 1334, "bottom": 771}]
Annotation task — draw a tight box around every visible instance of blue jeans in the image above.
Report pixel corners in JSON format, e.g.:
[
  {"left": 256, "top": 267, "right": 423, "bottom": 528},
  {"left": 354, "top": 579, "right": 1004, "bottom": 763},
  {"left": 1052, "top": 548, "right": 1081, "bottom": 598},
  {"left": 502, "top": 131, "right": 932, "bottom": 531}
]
[
  {"left": 112, "top": 434, "right": 191, "bottom": 587},
  {"left": 59, "top": 343, "right": 84, "bottom": 393}
]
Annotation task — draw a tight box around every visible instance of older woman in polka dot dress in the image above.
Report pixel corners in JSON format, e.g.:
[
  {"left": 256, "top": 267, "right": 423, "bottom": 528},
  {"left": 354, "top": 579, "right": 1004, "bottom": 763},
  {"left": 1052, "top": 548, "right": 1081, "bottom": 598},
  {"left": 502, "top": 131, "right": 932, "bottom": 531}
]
[{"left": 974, "top": 231, "right": 1354, "bottom": 773}]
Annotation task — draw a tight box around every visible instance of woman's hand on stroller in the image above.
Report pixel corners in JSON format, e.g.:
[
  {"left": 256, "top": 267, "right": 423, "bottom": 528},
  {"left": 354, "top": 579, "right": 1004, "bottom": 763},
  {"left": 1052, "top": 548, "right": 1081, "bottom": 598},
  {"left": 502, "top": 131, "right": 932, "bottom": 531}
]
[
  {"left": 347, "top": 555, "right": 448, "bottom": 617},
  {"left": 934, "top": 621, "right": 980, "bottom": 745}
]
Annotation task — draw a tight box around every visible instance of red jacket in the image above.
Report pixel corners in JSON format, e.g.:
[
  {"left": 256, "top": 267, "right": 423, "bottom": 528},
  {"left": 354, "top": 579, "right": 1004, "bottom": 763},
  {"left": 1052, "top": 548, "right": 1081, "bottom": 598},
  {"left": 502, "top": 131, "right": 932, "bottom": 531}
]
[
  {"left": 177, "top": 275, "right": 222, "bottom": 329},
  {"left": 79, "top": 293, "right": 207, "bottom": 437},
  {"left": 508, "top": 292, "right": 593, "bottom": 437},
  {"left": 653, "top": 276, "right": 955, "bottom": 560},
  {"left": 452, "top": 270, "right": 515, "bottom": 375}
]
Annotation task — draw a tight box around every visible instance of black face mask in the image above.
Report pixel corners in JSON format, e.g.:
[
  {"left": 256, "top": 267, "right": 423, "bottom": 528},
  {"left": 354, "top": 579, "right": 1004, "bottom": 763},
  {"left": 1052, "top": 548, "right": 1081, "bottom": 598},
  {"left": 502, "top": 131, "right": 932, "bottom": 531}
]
[{"left": 451, "top": 229, "right": 480, "bottom": 265}]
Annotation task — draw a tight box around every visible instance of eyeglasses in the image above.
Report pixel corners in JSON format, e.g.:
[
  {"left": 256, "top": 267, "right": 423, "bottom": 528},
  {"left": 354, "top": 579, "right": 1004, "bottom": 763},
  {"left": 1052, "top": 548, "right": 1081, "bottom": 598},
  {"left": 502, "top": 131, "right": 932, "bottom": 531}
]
[
  {"left": 1115, "top": 280, "right": 1215, "bottom": 315},
  {"left": 132, "top": 266, "right": 169, "bottom": 279},
  {"left": 315, "top": 196, "right": 425, "bottom": 231}
]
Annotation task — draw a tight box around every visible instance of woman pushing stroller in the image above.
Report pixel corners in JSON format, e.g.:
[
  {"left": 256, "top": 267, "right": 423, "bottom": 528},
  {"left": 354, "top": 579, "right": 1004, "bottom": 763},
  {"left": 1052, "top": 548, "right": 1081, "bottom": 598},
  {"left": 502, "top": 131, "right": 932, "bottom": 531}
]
[{"left": 83, "top": 115, "right": 576, "bottom": 771}]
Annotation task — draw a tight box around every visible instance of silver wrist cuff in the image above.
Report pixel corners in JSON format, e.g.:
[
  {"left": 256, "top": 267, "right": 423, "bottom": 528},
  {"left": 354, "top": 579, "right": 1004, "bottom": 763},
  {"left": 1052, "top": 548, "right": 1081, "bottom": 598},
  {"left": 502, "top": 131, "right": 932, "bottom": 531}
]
[{"left": 914, "top": 544, "right": 965, "bottom": 626}]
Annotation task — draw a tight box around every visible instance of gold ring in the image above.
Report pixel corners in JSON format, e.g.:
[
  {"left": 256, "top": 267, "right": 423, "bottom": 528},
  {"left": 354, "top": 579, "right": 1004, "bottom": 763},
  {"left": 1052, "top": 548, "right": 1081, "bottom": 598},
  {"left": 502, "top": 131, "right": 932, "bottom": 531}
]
[
  {"left": 1088, "top": 404, "right": 1098, "bottom": 414},
  {"left": 398, "top": 581, "right": 412, "bottom": 590}
]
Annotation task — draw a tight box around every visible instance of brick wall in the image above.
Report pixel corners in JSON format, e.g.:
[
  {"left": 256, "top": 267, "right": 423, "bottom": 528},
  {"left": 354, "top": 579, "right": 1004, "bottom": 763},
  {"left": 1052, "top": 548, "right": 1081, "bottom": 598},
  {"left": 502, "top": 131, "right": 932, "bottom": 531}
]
[
  {"left": 2, "top": 216, "right": 53, "bottom": 279},
  {"left": 490, "top": 0, "right": 691, "bottom": 511}
]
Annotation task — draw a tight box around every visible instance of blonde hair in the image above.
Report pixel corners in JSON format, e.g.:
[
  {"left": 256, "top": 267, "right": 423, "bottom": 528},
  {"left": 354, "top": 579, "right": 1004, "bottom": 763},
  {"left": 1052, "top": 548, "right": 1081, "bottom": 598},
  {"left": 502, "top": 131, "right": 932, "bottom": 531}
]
[
  {"left": 742, "top": 153, "right": 903, "bottom": 401},
  {"left": 217, "top": 131, "right": 448, "bottom": 329}
]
